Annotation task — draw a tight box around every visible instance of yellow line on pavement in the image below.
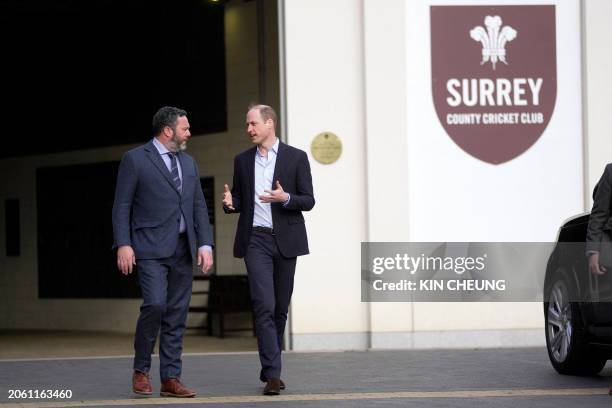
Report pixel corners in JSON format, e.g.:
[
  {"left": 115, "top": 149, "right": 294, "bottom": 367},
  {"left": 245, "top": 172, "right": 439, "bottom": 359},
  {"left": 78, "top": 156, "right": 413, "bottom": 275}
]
[{"left": 0, "top": 387, "right": 607, "bottom": 407}]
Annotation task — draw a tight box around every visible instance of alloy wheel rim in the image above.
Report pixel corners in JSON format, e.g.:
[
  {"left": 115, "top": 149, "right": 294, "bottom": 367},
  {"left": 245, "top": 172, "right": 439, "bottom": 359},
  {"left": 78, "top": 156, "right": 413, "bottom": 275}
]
[{"left": 547, "top": 281, "right": 572, "bottom": 363}]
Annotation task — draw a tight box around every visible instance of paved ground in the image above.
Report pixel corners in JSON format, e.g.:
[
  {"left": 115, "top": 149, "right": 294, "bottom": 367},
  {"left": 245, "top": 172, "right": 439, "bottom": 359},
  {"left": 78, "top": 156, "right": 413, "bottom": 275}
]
[
  {"left": 1, "top": 348, "right": 612, "bottom": 407},
  {"left": 0, "top": 331, "right": 257, "bottom": 359}
]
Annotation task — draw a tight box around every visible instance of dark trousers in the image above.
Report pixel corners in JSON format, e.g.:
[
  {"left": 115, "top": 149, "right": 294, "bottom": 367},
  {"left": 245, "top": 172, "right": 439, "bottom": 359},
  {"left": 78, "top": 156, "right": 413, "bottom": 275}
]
[
  {"left": 133, "top": 234, "right": 193, "bottom": 382},
  {"left": 244, "top": 230, "right": 297, "bottom": 380}
]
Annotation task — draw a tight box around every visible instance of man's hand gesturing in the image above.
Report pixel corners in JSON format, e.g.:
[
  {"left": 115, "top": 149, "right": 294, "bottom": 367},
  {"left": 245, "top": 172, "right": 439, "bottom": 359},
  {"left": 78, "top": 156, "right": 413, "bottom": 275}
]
[
  {"left": 260, "top": 180, "right": 289, "bottom": 203},
  {"left": 222, "top": 183, "right": 235, "bottom": 211}
]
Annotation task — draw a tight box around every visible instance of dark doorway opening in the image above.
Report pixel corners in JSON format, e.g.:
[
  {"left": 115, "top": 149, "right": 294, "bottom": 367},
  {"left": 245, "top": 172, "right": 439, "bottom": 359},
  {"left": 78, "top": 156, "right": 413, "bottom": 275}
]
[{"left": 36, "top": 161, "right": 140, "bottom": 298}]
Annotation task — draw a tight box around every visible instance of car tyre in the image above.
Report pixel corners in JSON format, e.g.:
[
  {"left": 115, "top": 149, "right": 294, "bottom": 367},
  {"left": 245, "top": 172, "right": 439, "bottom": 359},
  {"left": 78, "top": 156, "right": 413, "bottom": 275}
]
[{"left": 545, "top": 271, "right": 606, "bottom": 375}]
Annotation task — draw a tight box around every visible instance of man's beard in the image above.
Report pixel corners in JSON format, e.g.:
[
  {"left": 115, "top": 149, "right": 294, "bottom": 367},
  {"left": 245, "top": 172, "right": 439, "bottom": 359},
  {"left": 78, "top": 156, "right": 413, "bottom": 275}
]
[{"left": 169, "top": 131, "right": 187, "bottom": 152}]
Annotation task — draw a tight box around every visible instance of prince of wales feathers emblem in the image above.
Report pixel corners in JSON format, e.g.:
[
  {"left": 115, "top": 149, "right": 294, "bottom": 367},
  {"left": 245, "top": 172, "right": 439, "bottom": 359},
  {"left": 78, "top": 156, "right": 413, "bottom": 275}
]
[{"left": 470, "top": 16, "right": 517, "bottom": 70}]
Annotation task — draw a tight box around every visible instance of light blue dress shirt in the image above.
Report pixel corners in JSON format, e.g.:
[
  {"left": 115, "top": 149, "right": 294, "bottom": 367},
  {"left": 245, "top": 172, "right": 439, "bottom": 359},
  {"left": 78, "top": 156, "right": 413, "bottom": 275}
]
[
  {"left": 152, "top": 138, "right": 211, "bottom": 253},
  {"left": 253, "top": 138, "right": 289, "bottom": 228}
]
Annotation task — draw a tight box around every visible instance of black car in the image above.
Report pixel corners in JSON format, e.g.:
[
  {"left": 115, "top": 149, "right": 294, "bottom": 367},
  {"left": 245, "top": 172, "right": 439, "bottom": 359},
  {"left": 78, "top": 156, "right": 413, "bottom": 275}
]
[{"left": 545, "top": 212, "right": 612, "bottom": 375}]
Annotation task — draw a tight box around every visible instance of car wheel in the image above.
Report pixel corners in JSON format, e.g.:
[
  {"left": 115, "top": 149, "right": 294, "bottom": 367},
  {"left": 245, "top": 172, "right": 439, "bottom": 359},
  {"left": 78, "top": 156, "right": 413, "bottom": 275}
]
[{"left": 545, "top": 274, "right": 606, "bottom": 375}]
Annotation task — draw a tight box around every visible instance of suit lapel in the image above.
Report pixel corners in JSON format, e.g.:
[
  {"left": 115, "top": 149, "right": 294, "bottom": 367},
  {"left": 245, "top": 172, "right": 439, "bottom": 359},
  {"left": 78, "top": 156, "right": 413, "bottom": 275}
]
[
  {"left": 272, "top": 141, "right": 285, "bottom": 185},
  {"left": 178, "top": 152, "right": 188, "bottom": 177},
  {"left": 144, "top": 141, "right": 181, "bottom": 195},
  {"left": 176, "top": 152, "right": 190, "bottom": 192},
  {"left": 177, "top": 151, "right": 189, "bottom": 193},
  {"left": 247, "top": 146, "right": 256, "bottom": 203}
]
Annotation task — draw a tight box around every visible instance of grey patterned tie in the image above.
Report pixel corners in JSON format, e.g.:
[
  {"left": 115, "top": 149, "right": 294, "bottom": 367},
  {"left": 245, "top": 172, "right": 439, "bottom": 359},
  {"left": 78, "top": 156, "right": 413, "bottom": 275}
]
[{"left": 167, "top": 152, "right": 182, "bottom": 193}]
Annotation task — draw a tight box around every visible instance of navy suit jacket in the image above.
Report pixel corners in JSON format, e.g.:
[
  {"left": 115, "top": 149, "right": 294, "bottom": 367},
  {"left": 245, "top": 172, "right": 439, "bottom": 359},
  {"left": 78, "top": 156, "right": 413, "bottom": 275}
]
[
  {"left": 587, "top": 164, "right": 612, "bottom": 253},
  {"left": 112, "top": 140, "right": 214, "bottom": 260},
  {"left": 225, "top": 141, "right": 315, "bottom": 258}
]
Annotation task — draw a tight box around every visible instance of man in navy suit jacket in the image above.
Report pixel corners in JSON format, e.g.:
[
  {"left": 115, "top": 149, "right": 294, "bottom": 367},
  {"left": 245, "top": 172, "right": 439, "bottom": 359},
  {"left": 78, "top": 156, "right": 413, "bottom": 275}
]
[
  {"left": 587, "top": 164, "right": 612, "bottom": 276},
  {"left": 112, "top": 106, "right": 213, "bottom": 398},
  {"left": 223, "top": 104, "right": 315, "bottom": 395}
]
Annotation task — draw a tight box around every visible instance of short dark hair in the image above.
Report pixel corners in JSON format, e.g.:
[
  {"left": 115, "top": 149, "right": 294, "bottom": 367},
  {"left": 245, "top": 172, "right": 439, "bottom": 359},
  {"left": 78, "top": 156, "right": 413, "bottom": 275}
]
[
  {"left": 249, "top": 104, "right": 277, "bottom": 130},
  {"left": 152, "top": 106, "right": 187, "bottom": 135}
]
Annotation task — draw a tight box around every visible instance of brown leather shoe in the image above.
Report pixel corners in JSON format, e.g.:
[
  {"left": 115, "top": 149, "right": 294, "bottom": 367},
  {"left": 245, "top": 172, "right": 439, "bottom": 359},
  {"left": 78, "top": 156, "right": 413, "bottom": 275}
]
[
  {"left": 132, "top": 371, "right": 152, "bottom": 395},
  {"left": 263, "top": 378, "right": 281, "bottom": 395},
  {"left": 260, "top": 377, "right": 285, "bottom": 390},
  {"left": 160, "top": 379, "right": 196, "bottom": 398}
]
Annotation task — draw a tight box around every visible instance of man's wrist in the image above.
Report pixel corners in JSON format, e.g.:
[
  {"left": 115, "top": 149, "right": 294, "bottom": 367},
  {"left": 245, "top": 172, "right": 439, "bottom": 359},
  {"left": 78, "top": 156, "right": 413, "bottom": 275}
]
[{"left": 199, "top": 245, "right": 212, "bottom": 252}]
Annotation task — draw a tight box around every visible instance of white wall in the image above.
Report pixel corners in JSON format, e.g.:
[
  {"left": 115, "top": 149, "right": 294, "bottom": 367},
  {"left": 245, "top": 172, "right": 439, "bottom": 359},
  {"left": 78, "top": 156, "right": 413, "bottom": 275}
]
[
  {"left": 362, "top": 0, "right": 414, "bottom": 343},
  {"left": 400, "top": 0, "right": 582, "bottom": 348},
  {"left": 284, "top": 0, "right": 585, "bottom": 350},
  {"left": 283, "top": 0, "right": 370, "bottom": 349},
  {"left": 584, "top": 0, "right": 612, "bottom": 207}
]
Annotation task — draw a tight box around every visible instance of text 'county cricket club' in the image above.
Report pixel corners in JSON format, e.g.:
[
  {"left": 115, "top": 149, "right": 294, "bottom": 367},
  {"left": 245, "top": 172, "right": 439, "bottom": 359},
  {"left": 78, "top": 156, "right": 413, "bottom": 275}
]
[{"left": 430, "top": 6, "right": 557, "bottom": 165}]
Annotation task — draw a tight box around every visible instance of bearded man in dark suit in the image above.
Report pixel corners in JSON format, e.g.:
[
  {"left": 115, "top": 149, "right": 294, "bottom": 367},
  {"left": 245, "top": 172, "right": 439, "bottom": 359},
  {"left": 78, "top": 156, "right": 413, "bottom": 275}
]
[{"left": 112, "top": 106, "right": 214, "bottom": 398}]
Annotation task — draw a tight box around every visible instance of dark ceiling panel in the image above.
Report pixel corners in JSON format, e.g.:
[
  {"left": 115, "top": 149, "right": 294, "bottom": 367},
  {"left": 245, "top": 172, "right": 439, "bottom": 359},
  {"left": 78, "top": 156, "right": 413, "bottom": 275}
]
[{"left": 0, "top": 0, "right": 227, "bottom": 158}]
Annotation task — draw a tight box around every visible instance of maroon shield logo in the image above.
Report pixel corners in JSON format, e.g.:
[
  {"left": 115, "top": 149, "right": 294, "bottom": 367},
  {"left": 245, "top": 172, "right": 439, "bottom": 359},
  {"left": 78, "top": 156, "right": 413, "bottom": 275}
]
[{"left": 431, "top": 6, "right": 557, "bottom": 165}]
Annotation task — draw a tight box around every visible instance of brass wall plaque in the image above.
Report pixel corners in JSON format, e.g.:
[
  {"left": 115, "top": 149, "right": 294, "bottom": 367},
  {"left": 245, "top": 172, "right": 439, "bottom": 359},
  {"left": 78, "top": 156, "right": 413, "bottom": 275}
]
[{"left": 311, "top": 132, "right": 342, "bottom": 164}]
